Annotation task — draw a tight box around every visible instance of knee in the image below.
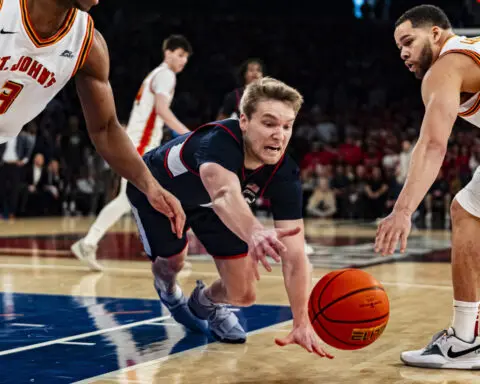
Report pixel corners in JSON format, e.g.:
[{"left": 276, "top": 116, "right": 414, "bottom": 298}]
[
  {"left": 226, "top": 284, "right": 256, "bottom": 307},
  {"left": 152, "top": 251, "right": 186, "bottom": 275},
  {"left": 450, "top": 199, "right": 469, "bottom": 224}
]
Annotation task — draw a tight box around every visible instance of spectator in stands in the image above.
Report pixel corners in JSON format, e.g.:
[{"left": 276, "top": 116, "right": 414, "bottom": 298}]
[
  {"left": 216, "top": 58, "right": 265, "bottom": 120},
  {"left": 397, "top": 139, "right": 412, "bottom": 185},
  {"left": 306, "top": 177, "right": 337, "bottom": 218},
  {"left": 43, "top": 159, "right": 63, "bottom": 216},
  {"left": 0, "top": 133, "right": 33, "bottom": 219},
  {"left": 330, "top": 164, "right": 351, "bottom": 218},
  {"left": 364, "top": 166, "right": 389, "bottom": 221},
  {"left": 21, "top": 153, "right": 47, "bottom": 216},
  {"left": 425, "top": 169, "right": 451, "bottom": 227}
]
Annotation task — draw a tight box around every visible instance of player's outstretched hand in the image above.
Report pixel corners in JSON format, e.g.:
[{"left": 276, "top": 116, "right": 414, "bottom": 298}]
[
  {"left": 147, "top": 185, "right": 186, "bottom": 239},
  {"left": 374, "top": 210, "right": 411, "bottom": 256},
  {"left": 275, "top": 323, "right": 334, "bottom": 359},
  {"left": 249, "top": 226, "right": 301, "bottom": 277}
]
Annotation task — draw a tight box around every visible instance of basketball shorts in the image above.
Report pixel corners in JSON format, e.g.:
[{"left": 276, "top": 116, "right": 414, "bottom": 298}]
[
  {"left": 126, "top": 183, "right": 248, "bottom": 260},
  {"left": 455, "top": 166, "right": 480, "bottom": 218}
]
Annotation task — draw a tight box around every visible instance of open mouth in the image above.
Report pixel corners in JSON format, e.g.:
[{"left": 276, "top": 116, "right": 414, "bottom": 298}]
[
  {"left": 405, "top": 62, "right": 415, "bottom": 72},
  {"left": 265, "top": 146, "right": 281, "bottom": 153}
]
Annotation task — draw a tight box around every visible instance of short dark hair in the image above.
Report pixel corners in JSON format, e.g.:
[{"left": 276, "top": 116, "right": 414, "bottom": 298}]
[
  {"left": 162, "top": 35, "right": 193, "bottom": 54},
  {"left": 395, "top": 5, "right": 452, "bottom": 30},
  {"left": 239, "top": 58, "right": 265, "bottom": 79}
]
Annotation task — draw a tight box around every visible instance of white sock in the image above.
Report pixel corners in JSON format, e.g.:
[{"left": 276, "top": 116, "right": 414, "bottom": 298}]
[
  {"left": 159, "top": 283, "right": 182, "bottom": 303},
  {"left": 452, "top": 300, "right": 480, "bottom": 343},
  {"left": 84, "top": 193, "right": 131, "bottom": 247}
]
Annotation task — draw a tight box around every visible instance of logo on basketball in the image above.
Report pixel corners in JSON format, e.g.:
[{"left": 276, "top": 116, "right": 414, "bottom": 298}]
[{"left": 351, "top": 322, "right": 387, "bottom": 342}]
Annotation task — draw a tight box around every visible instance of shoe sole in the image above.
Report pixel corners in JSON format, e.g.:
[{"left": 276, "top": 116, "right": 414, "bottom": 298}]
[{"left": 401, "top": 355, "right": 480, "bottom": 370}]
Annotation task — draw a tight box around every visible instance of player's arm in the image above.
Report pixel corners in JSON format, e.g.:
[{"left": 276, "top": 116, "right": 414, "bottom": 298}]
[
  {"left": 274, "top": 219, "right": 310, "bottom": 326},
  {"left": 75, "top": 30, "right": 185, "bottom": 235},
  {"left": 154, "top": 94, "right": 189, "bottom": 135},
  {"left": 199, "top": 163, "right": 265, "bottom": 241},
  {"left": 391, "top": 55, "right": 462, "bottom": 216}
]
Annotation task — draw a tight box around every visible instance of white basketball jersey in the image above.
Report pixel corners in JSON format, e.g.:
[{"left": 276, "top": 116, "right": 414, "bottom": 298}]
[
  {"left": 0, "top": 0, "right": 93, "bottom": 144},
  {"left": 126, "top": 63, "right": 176, "bottom": 155},
  {"left": 440, "top": 35, "right": 480, "bottom": 128}
]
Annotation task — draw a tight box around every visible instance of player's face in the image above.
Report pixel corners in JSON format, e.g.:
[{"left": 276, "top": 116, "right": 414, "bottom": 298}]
[
  {"left": 395, "top": 21, "right": 437, "bottom": 79},
  {"left": 73, "top": 0, "right": 99, "bottom": 11},
  {"left": 240, "top": 100, "right": 295, "bottom": 165},
  {"left": 244, "top": 63, "right": 263, "bottom": 85},
  {"left": 165, "top": 48, "right": 190, "bottom": 74}
]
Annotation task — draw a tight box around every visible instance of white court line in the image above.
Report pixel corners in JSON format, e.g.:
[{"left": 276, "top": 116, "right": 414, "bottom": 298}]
[
  {"left": 58, "top": 341, "right": 96, "bottom": 346},
  {"left": 146, "top": 323, "right": 181, "bottom": 327},
  {"left": 0, "top": 262, "right": 455, "bottom": 289},
  {"left": 73, "top": 319, "right": 293, "bottom": 384},
  {"left": 0, "top": 315, "right": 170, "bottom": 357},
  {"left": 0, "top": 248, "right": 71, "bottom": 256},
  {"left": 10, "top": 323, "right": 45, "bottom": 328}
]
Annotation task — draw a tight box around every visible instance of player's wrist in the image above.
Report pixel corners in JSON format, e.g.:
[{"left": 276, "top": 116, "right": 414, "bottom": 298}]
[
  {"left": 392, "top": 205, "right": 413, "bottom": 217},
  {"left": 292, "top": 314, "right": 310, "bottom": 328}
]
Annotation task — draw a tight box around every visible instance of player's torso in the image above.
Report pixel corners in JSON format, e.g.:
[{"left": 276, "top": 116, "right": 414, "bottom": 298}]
[
  {"left": 145, "top": 119, "right": 288, "bottom": 208},
  {"left": 126, "top": 63, "right": 175, "bottom": 155},
  {"left": 441, "top": 35, "right": 480, "bottom": 128},
  {"left": 0, "top": 0, "right": 93, "bottom": 143}
]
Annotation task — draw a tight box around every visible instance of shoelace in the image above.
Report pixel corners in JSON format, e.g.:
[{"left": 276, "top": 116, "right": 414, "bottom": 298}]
[{"left": 425, "top": 329, "right": 448, "bottom": 351}]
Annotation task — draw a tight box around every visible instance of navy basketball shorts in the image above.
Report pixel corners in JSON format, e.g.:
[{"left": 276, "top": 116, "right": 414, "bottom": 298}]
[{"left": 126, "top": 183, "right": 248, "bottom": 261}]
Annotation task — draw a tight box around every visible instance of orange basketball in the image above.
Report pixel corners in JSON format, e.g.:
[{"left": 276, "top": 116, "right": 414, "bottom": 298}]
[{"left": 308, "top": 269, "right": 389, "bottom": 350}]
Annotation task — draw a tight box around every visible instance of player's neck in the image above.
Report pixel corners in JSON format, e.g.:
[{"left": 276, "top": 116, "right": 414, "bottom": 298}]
[
  {"left": 163, "top": 60, "right": 175, "bottom": 73},
  {"left": 27, "top": 0, "right": 74, "bottom": 39},
  {"left": 243, "top": 146, "right": 264, "bottom": 170}
]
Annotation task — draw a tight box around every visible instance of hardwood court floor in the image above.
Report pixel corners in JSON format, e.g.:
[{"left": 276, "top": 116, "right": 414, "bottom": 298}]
[{"left": 0, "top": 216, "right": 475, "bottom": 384}]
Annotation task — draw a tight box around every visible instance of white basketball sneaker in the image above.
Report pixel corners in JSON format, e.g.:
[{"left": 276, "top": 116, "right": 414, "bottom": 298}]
[
  {"left": 401, "top": 328, "right": 480, "bottom": 369},
  {"left": 71, "top": 239, "right": 104, "bottom": 272}
]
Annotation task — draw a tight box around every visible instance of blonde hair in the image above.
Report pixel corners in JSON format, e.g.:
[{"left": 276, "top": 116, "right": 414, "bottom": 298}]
[{"left": 239, "top": 77, "right": 304, "bottom": 119}]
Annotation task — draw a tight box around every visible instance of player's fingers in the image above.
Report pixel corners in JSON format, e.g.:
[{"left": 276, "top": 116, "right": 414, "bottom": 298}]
[
  {"left": 268, "top": 236, "right": 287, "bottom": 254},
  {"left": 275, "top": 335, "right": 293, "bottom": 347},
  {"left": 374, "top": 226, "right": 386, "bottom": 253},
  {"left": 169, "top": 217, "right": 176, "bottom": 235},
  {"left": 259, "top": 253, "right": 272, "bottom": 272},
  {"left": 158, "top": 195, "right": 174, "bottom": 217},
  {"left": 263, "top": 243, "right": 281, "bottom": 263},
  {"left": 254, "top": 263, "right": 260, "bottom": 281},
  {"left": 399, "top": 231, "right": 408, "bottom": 253},
  {"left": 276, "top": 226, "right": 301, "bottom": 239},
  {"left": 380, "top": 229, "right": 394, "bottom": 256},
  {"left": 312, "top": 342, "right": 327, "bottom": 357},
  {"left": 387, "top": 231, "right": 401, "bottom": 255}
]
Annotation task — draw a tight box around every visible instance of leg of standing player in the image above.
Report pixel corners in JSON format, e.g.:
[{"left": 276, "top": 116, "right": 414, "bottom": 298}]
[
  {"left": 401, "top": 169, "right": 480, "bottom": 369},
  {"left": 71, "top": 178, "right": 131, "bottom": 271}
]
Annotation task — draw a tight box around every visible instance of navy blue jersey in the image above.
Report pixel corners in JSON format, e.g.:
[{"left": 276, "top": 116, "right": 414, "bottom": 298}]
[{"left": 143, "top": 119, "right": 302, "bottom": 220}]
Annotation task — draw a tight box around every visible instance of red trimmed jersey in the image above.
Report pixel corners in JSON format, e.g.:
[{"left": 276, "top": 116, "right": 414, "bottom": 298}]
[
  {"left": 126, "top": 62, "right": 175, "bottom": 155},
  {"left": 0, "top": 0, "right": 93, "bottom": 143},
  {"left": 142, "top": 118, "right": 303, "bottom": 220}
]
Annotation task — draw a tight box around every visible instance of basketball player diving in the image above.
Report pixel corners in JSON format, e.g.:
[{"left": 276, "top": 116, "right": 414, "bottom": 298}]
[
  {"left": 375, "top": 5, "right": 480, "bottom": 369},
  {"left": 127, "top": 77, "right": 334, "bottom": 358},
  {"left": 0, "top": 0, "right": 185, "bottom": 235}
]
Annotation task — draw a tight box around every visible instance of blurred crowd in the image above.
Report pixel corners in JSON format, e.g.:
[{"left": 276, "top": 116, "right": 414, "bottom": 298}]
[{"left": 2, "top": 2, "right": 477, "bottom": 226}]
